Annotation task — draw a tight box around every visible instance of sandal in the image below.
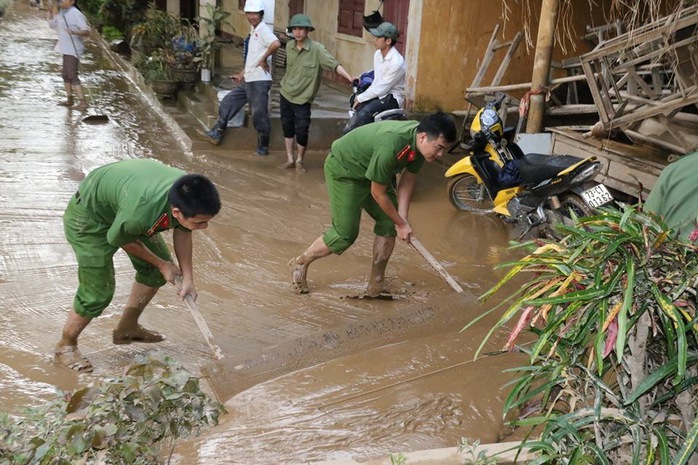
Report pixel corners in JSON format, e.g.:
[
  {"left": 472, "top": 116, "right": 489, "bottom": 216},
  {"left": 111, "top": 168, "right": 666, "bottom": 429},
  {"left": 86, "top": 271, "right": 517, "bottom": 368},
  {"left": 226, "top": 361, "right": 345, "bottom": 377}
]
[
  {"left": 54, "top": 345, "right": 93, "bottom": 373},
  {"left": 289, "top": 257, "right": 309, "bottom": 294}
]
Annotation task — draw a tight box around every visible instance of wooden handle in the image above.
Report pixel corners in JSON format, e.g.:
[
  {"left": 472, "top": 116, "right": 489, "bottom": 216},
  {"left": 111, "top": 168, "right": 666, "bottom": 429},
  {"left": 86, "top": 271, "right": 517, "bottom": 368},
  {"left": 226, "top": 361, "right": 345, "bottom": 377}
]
[
  {"left": 410, "top": 237, "right": 464, "bottom": 294},
  {"left": 176, "top": 277, "right": 224, "bottom": 360}
]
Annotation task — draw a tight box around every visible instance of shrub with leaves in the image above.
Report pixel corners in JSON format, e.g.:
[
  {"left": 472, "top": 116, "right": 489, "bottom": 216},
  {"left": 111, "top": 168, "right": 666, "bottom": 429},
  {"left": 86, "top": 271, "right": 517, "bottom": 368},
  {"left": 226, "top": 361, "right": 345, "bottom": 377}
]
[
  {"left": 469, "top": 205, "right": 698, "bottom": 464},
  {"left": 0, "top": 352, "right": 226, "bottom": 464}
]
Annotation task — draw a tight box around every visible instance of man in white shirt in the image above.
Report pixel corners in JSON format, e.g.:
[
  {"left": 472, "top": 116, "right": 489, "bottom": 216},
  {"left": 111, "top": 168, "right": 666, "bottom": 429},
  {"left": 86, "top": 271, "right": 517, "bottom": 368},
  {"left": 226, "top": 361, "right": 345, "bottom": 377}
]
[
  {"left": 199, "top": 0, "right": 280, "bottom": 155},
  {"left": 49, "top": 0, "right": 90, "bottom": 110},
  {"left": 343, "top": 22, "right": 406, "bottom": 134}
]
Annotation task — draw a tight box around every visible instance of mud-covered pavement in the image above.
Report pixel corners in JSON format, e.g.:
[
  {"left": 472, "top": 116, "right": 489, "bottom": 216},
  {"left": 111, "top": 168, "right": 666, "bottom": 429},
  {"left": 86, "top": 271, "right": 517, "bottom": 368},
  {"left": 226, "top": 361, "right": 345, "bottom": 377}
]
[{"left": 0, "top": 4, "right": 527, "bottom": 463}]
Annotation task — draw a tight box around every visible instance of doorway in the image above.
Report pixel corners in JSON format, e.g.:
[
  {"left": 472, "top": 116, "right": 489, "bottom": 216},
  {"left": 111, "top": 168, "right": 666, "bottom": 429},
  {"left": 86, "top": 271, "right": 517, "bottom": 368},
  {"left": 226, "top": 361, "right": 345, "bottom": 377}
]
[
  {"left": 289, "top": 0, "right": 304, "bottom": 16},
  {"left": 382, "top": 0, "right": 409, "bottom": 55}
]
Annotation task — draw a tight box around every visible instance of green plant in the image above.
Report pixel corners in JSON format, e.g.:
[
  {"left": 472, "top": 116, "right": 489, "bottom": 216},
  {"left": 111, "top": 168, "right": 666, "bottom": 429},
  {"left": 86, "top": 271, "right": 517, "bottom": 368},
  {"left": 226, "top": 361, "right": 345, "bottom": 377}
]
[
  {"left": 101, "top": 25, "right": 123, "bottom": 41},
  {"left": 0, "top": 352, "right": 226, "bottom": 464},
  {"left": 459, "top": 438, "right": 498, "bottom": 465},
  {"left": 195, "top": 4, "right": 231, "bottom": 69},
  {"left": 470, "top": 204, "right": 698, "bottom": 463},
  {"left": 389, "top": 452, "right": 407, "bottom": 465},
  {"left": 129, "top": 3, "right": 180, "bottom": 53},
  {"left": 100, "top": 0, "right": 151, "bottom": 42},
  {"left": 136, "top": 49, "right": 173, "bottom": 82}
]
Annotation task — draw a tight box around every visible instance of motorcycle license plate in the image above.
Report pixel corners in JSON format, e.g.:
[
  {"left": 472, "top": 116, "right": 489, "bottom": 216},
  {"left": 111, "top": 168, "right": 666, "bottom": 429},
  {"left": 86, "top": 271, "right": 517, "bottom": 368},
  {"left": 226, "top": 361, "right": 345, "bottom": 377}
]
[{"left": 581, "top": 184, "right": 613, "bottom": 208}]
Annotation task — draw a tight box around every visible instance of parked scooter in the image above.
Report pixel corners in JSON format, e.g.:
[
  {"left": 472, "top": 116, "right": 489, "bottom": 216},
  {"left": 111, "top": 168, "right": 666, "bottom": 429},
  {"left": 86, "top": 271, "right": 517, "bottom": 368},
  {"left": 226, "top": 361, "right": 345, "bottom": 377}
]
[
  {"left": 445, "top": 93, "right": 614, "bottom": 237},
  {"left": 347, "top": 71, "right": 406, "bottom": 125}
]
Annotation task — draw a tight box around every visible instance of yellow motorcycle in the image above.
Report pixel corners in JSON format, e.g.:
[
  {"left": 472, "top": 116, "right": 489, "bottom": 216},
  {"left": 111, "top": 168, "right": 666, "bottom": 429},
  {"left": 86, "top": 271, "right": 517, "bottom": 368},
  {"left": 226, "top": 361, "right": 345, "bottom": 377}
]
[{"left": 445, "top": 94, "right": 614, "bottom": 236}]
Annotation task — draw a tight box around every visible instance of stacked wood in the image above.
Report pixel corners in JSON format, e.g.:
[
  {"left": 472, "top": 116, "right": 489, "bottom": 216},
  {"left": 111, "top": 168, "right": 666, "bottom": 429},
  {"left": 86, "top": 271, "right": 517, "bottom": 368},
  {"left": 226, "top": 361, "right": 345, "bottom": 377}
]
[{"left": 579, "top": 4, "right": 698, "bottom": 155}]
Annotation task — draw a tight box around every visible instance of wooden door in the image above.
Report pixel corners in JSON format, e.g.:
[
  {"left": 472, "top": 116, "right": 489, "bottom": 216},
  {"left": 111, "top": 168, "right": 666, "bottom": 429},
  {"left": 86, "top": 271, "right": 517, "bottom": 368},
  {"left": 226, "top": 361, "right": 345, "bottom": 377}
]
[
  {"left": 289, "top": 0, "right": 304, "bottom": 16},
  {"left": 382, "top": 0, "right": 409, "bottom": 55}
]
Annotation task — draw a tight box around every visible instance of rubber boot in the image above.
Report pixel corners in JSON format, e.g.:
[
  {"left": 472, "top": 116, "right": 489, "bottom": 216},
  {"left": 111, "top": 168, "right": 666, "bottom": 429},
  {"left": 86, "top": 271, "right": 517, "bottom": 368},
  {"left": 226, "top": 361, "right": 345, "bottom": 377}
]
[
  {"left": 256, "top": 134, "right": 270, "bottom": 156},
  {"left": 198, "top": 121, "right": 224, "bottom": 146}
]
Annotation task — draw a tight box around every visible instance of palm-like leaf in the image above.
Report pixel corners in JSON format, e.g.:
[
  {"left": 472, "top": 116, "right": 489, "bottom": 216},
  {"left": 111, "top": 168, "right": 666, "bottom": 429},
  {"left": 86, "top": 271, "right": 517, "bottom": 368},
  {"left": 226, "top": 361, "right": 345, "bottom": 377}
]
[{"left": 472, "top": 205, "right": 698, "bottom": 463}]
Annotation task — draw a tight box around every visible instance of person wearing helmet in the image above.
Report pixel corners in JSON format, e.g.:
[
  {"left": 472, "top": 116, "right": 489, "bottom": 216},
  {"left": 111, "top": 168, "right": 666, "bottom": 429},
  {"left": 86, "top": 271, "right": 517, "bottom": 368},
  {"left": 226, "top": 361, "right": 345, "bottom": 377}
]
[
  {"left": 199, "top": 0, "right": 280, "bottom": 155},
  {"left": 342, "top": 22, "right": 406, "bottom": 134},
  {"left": 279, "top": 14, "right": 353, "bottom": 173},
  {"left": 289, "top": 112, "right": 457, "bottom": 296}
]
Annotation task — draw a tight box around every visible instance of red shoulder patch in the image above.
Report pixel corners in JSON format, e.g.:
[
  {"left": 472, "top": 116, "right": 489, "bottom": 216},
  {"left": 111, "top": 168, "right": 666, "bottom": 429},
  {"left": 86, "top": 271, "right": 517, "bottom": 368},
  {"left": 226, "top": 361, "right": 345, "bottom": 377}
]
[
  {"left": 396, "top": 144, "right": 415, "bottom": 162},
  {"left": 147, "top": 213, "right": 170, "bottom": 237}
]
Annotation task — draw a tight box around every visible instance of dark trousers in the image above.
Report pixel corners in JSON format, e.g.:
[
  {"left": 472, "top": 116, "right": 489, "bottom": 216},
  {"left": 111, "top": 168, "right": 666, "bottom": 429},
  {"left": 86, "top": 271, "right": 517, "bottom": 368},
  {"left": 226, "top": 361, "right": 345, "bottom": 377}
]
[
  {"left": 342, "top": 94, "right": 399, "bottom": 134},
  {"left": 280, "top": 94, "right": 311, "bottom": 147},
  {"left": 215, "top": 80, "right": 272, "bottom": 137}
]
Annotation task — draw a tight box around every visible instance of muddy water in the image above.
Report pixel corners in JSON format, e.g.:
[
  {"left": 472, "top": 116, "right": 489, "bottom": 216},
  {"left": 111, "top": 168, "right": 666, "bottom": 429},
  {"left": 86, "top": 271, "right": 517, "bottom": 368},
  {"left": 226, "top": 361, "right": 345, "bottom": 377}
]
[{"left": 0, "top": 4, "right": 528, "bottom": 464}]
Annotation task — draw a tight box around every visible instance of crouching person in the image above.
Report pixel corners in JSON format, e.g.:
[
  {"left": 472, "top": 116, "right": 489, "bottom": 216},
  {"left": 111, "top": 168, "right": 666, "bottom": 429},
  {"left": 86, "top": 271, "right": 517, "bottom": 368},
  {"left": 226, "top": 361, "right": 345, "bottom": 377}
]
[
  {"left": 289, "top": 112, "right": 456, "bottom": 295},
  {"left": 54, "top": 159, "right": 221, "bottom": 372}
]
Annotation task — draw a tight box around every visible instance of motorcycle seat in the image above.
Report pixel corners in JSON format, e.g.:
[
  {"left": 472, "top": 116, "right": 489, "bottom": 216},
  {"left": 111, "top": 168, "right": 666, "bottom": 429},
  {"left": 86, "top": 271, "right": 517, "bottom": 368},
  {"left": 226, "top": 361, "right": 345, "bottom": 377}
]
[{"left": 518, "top": 153, "right": 584, "bottom": 185}]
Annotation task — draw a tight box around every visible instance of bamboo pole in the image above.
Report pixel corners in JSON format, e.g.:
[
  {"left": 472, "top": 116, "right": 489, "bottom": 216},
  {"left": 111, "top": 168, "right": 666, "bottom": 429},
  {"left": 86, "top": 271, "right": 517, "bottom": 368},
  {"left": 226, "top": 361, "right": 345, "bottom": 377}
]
[{"left": 526, "top": 0, "right": 560, "bottom": 133}]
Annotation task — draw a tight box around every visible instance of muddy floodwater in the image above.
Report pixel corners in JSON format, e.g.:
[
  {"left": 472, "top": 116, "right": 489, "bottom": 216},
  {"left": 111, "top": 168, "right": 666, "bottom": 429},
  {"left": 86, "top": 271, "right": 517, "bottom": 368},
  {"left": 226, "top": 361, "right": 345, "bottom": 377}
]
[{"left": 1, "top": 4, "right": 528, "bottom": 464}]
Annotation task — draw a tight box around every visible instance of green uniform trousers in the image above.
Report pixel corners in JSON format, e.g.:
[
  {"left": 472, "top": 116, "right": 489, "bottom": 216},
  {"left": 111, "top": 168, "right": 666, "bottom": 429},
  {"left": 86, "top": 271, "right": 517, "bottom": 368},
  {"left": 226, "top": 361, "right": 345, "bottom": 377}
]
[
  {"left": 322, "top": 153, "right": 397, "bottom": 254},
  {"left": 63, "top": 194, "right": 171, "bottom": 318}
]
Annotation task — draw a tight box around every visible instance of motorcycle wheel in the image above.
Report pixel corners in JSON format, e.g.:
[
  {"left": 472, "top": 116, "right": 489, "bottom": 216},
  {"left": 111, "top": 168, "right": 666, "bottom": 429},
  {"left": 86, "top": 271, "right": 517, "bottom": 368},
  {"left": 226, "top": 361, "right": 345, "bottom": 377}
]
[
  {"left": 547, "top": 193, "right": 593, "bottom": 233},
  {"left": 447, "top": 174, "right": 494, "bottom": 213}
]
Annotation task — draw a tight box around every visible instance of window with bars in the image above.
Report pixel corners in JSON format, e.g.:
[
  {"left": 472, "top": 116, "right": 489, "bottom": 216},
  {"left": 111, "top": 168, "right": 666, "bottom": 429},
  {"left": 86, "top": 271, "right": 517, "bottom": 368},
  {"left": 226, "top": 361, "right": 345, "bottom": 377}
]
[{"left": 338, "top": 0, "right": 365, "bottom": 37}]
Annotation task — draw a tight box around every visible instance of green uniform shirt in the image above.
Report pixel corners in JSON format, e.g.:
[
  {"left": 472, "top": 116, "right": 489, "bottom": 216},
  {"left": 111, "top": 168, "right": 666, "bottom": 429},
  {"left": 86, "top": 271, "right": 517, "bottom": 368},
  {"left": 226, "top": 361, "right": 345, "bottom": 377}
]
[
  {"left": 645, "top": 151, "right": 698, "bottom": 243},
  {"left": 279, "top": 38, "right": 339, "bottom": 105},
  {"left": 77, "top": 159, "right": 184, "bottom": 248},
  {"left": 329, "top": 120, "right": 426, "bottom": 185}
]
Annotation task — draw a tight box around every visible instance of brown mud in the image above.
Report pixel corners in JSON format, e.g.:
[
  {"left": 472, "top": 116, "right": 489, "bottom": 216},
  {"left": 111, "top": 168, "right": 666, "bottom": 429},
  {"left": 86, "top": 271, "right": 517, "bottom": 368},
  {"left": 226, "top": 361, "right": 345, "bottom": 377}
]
[{"left": 0, "top": 4, "right": 528, "bottom": 464}]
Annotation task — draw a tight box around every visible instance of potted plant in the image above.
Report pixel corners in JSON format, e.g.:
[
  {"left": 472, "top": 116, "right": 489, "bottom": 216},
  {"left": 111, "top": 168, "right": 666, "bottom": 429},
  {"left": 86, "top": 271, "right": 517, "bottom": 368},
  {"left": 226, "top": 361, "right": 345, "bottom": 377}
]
[
  {"left": 129, "top": 4, "right": 180, "bottom": 55},
  {"left": 196, "top": 4, "right": 231, "bottom": 82},
  {"left": 166, "top": 19, "right": 200, "bottom": 88},
  {"left": 144, "top": 50, "right": 178, "bottom": 97}
]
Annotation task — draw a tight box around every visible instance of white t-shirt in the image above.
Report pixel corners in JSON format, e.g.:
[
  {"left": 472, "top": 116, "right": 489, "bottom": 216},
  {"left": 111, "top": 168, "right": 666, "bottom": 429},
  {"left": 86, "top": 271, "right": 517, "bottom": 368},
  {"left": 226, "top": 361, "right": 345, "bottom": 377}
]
[
  {"left": 244, "top": 21, "right": 278, "bottom": 82},
  {"left": 49, "top": 7, "right": 89, "bottom": 57},
  {"left": 356, "top": 46, "right": 406, "bottom": 108}
]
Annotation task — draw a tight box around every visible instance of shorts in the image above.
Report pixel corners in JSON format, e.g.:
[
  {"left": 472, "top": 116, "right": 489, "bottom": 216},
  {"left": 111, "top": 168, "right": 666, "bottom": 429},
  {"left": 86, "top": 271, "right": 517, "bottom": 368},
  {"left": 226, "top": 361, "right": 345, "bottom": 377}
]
[
  {"left": 63, "top": 193, "right": 171, "bottom": 318},
  {"left": 61, "top": 54, "right": 80, "bottom": 85},
  {"left": 321, "top": 154, "right": 397, "bottom": 254}
]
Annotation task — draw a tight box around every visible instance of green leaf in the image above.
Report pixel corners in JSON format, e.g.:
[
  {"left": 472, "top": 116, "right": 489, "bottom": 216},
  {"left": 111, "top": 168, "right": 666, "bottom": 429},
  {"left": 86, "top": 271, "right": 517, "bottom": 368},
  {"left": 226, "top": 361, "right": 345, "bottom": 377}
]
[
  {"left": 673, "top": 417, "right": 698, "bottom": 465},
  {"left": 625, "top": 352, "right": 698, "bottom": 404},
  {"left": 615, "top": 259, "right": 635, "bottom": 359},
  {"left": 656, "top": 429, "right": 670, "bottom": 465}
]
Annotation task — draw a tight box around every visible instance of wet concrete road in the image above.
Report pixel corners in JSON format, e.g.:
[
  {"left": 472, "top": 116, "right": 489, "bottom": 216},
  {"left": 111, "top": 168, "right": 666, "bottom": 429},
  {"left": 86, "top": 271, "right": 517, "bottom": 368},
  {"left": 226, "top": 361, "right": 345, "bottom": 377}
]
[{"left": 0, "top": 4, "right": 527, "bottom": 463}]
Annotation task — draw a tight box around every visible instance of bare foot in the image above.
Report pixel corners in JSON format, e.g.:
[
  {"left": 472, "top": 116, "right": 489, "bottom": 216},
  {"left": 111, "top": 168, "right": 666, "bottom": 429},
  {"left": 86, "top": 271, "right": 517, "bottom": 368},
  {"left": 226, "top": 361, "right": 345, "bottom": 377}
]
[
  {"left": 296, "top": 161, "right": 306, "bottom": 174},
  {"left": 57, "top": 100, "right": 73, "bottom": 107},
  {"left": 279, "top": 161, "right": 295, "bottom": 169},
  {"left": 54, "top": 345, "right": 93, "bottom": 372},
  {"left": 289, "top": 256, "right": 309, "bottom": 294},
  {"left": 365, "top": 285, "right": 384, "bottom": 298},
  {"left": 113, "top": 325, "right": 166, "bottom": 345},
  {"left": 74, "top": 101, "right": 88, "bottom": 111}
]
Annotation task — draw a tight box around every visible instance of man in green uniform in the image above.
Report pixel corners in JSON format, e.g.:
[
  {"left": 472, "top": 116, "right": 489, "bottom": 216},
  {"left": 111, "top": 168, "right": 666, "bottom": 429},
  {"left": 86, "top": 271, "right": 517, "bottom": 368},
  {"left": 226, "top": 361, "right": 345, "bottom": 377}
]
[
  {"left": 279, "top": 14, "right": 352, "bottom": 173},
  {"left": 289, "top": 111, "right": 457, "bottom": 295},
  {"left": 54, "top": 159, "right": 221, "bottom": 372},
  {"left": 645, "top": 151, "right": 698, "bottom": 243}
]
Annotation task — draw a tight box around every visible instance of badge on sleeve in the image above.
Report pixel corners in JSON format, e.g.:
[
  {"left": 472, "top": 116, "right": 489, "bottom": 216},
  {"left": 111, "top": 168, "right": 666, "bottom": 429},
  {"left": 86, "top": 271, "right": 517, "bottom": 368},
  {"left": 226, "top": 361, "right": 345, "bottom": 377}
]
[
  {"left": 396, "top": 144, "right": 416, "bottom": 162},
  {"left": 147, "top": 213, "right": 170, "bottom": 237}
]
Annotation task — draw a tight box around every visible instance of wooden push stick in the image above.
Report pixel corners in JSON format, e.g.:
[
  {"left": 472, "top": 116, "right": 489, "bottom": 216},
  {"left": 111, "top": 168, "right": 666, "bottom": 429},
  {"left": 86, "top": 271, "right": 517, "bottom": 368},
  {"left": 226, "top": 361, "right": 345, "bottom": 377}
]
[
  {"left": 409, "top": 237, "right": 464, "bottom": 294},
  {"left": 175, "top": 277, "right": 224, "bottom": 360}
]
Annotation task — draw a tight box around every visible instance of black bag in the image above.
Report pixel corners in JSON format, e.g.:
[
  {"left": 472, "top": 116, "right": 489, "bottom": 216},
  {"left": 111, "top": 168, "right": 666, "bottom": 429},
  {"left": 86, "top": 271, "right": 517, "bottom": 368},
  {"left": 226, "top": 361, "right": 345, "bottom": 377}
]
[{"left": 363, "top": 1, "right": 383, "bottom": 32}]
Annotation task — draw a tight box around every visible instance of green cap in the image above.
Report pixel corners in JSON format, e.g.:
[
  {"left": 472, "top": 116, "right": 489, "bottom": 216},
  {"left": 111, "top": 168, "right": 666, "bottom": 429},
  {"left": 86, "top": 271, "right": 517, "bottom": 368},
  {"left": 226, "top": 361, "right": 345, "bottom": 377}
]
[
  {"left": 369, "top": 22, "right": 398, "bottom": 41},
  {"left": 288, "top": 14, "right": 315, "bottom": 31}
]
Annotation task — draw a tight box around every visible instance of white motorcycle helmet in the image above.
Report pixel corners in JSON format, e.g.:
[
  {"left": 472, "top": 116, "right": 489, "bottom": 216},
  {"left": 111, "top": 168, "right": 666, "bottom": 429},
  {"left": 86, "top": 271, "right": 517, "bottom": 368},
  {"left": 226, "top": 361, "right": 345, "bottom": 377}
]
[{"left": 244, "top": 0, "right": 264, "bottom": 12}]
